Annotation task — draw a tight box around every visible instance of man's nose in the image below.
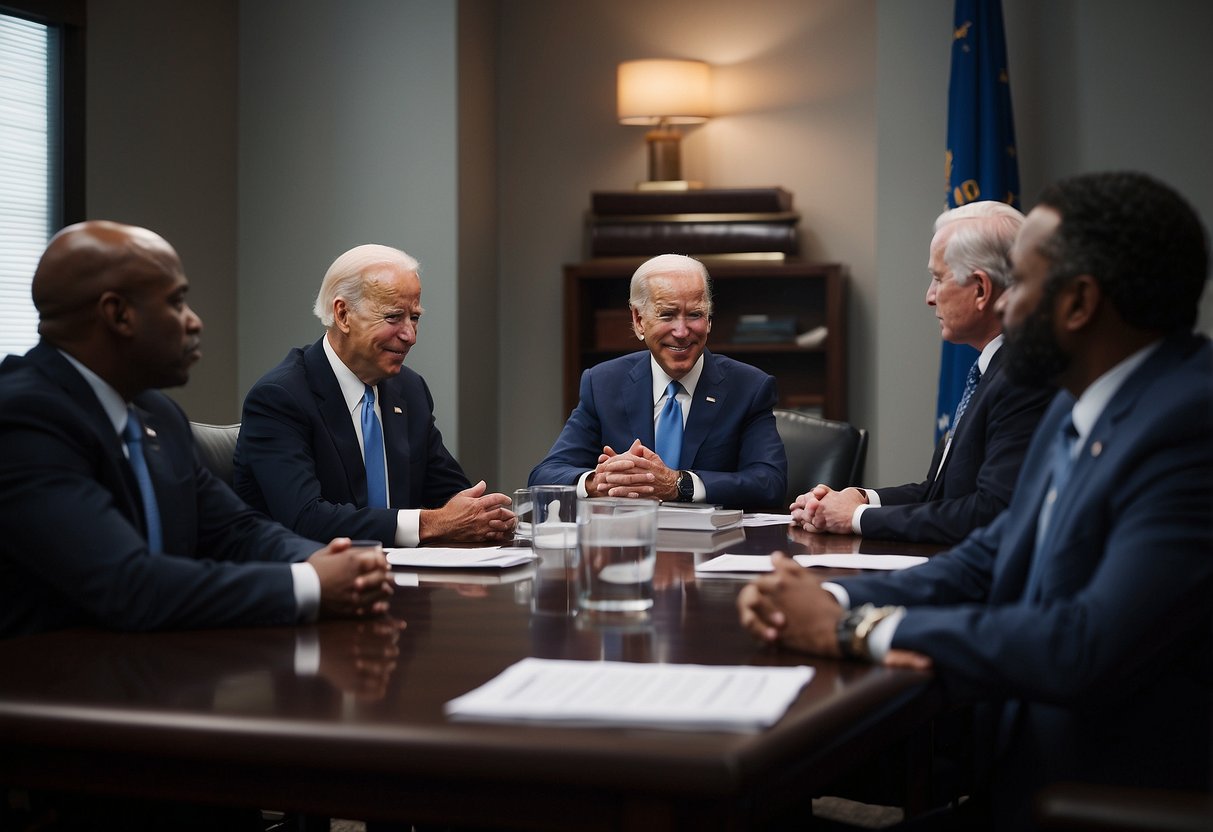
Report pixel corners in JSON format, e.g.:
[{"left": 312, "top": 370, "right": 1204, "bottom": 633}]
[{"left": 925, "top": 281, "right": 936, "bottom": 306}]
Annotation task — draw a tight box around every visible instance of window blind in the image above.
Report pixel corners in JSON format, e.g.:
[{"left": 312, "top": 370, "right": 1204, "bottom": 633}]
[{"left": 0, "top": 13, "right": 56, "bottom": 358}]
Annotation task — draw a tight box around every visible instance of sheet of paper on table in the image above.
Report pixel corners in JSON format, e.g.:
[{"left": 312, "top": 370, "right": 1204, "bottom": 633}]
[
  {"left": 386, "top": 547, "right": 537, "bottom": 569},
  {"left": 445, "top": 657, "right": 814, "bottom": 732},
  {"left": 740, "top": 513, "right": 794, "bottom": 526},
  {"left": 695, "top": 553, "right": 929, "bottom": 573}
]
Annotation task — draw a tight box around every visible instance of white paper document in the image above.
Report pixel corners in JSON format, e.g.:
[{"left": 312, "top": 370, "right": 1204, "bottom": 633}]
[
  {"left": 444, "top": 657, "right": 814, "bottom": 732},
  {"left": 741, "top": 513, "right": 794, "bottom": 527},
  {"left": 696, "top": 553, "right": 929, "bottom": 573},
  {"left": 386, "top": 547, "right": 536, "bottom": 569}
]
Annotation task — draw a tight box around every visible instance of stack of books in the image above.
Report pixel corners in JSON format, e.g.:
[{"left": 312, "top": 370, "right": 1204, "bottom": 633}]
[{"left": 586, "top": 187, "right": 799, "bottom": 259}]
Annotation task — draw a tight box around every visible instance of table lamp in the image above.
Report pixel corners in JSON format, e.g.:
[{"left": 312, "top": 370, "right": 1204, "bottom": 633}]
[{"left": 617, "top": 59, "right": 711, "bottom": 190}]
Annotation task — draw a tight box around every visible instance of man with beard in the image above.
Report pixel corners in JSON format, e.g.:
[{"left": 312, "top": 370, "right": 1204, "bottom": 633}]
[
  {"left": 791, "top": 201, "right": 1053, "bottom": 544},
  {"left": 737, "top": 172, "right": 1212, "bottom": 829}
]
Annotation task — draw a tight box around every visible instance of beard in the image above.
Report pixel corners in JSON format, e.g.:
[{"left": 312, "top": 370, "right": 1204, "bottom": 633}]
[{"left": 1002, "top": 294, "right": 1070, "bottom": 388}]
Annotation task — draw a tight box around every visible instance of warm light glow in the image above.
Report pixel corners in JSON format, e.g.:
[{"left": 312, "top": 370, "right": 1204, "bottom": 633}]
[{"left": 617, "top": 59, "right": 712, "bottom": 125}]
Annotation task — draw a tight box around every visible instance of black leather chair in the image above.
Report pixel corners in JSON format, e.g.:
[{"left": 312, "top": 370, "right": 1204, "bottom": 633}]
[
  {"left": 189, "top": 422, "right": 240, "bottom": 486},
  {"left": 774, "top": 409, "right": 868, "bottom": 506}
]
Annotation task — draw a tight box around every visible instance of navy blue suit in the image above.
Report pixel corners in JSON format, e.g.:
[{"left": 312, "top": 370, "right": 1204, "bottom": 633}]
[
  {"left": 840, "top": 333, "right": 1213, "bottom": 821},
  {"left": 0, "top": 343, "right": 319, "bottom": 636},
  {"left": 234, "top": 338, "right": 471, "bottom": 544},
  {"left": 862, "top": 348, "right": 1053, "bottom": 544},
  {"left": 528, "top": 350, "right": 787, "bottom": 510}
]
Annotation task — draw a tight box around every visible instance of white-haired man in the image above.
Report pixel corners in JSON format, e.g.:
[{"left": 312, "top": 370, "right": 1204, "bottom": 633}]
[
  {"left": 529, "top": 253, "right": 786, "bottom": 511},
  {"left": 235, "top": 244, "right": 514, "bottom": 546},
  {"left": 793, "top": 202, "right": 1053, "bottom": 543}
]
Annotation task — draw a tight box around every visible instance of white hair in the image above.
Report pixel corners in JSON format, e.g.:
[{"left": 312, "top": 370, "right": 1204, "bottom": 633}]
[
  {"left": 934, "top": 201, "right": 1025, "bottom": 288},
  {"left": 313, "top": 244, "right": 420, "bottom": 327},
  {"left": 628, "top": 253, "right": 713, "bottom": 315}
]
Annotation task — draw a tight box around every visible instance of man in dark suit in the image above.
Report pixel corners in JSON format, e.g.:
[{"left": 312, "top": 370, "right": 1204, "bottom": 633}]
[
  {"left": 794, "top": 201, "right": 1052, "bottom": 544},
  {"left": 0, "top": 221, "right": 393, "bottom": 635},
  {"left": 234, "top": 244, "right": 514, "bottom": 546},
  {"left": 528, "top": 254, "right": 786, "bottom": 511},
  {"left": 738, "top": 172, "right": 1212, "bottom": 829}
]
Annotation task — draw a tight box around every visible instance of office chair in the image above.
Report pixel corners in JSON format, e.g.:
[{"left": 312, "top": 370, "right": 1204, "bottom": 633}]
[
  {"left": 190, "top": 421, "right": 241, "bottom": 486},
  {"left": 774, "top": 409, "right": 868, "bottom": 506}
]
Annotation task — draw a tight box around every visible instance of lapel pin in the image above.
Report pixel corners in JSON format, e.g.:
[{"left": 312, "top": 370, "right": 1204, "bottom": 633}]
[
  {"left": 706, "top": 396, "right": 716, "bottom": 403},
  {"left": 145, "top": 427, "right": 157, "bottom": 438},
  {"left": 393, "top": 406, "right": 402, "bottom": 414},
  {"left": 1089, "top": 440, "right": 1102, "bottom": 457}
]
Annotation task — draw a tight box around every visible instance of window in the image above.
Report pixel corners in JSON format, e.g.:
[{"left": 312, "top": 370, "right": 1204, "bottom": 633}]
[{"left": 0, "top": 2, "right": 83, "bottom": 359}]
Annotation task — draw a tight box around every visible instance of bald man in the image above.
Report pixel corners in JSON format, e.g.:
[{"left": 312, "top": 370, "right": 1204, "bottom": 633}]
[{"left": 0, "top": 221, "right": 394, "bottom": 636}]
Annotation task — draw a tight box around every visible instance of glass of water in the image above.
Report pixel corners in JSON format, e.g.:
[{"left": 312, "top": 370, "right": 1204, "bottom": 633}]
[
  {"left": 577, "top": 497, "right": 658, "bottom": 613},
  {"left": 529, "top": 485, "right": 579, "bottom": 615}
]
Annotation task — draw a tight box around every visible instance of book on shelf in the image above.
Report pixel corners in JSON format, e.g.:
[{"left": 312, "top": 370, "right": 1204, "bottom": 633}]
[
  {"left": 732, "top": 314, "right": 798, "bottom": 343},
  {"left": 658, "top": 504, "right": 743, "bottom": 531},
  {"left": 588, "top": 217, "right": 798, "bottom": 258},
  {"left": 590, "top": 187, "right": 793, "bottom": 216}
]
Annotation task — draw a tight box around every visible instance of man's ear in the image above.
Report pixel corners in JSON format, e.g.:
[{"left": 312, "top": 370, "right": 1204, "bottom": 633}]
[
  {"left": 98, "top": 290, "right": 134, "bottom": 336},
  {"left": 333, "top": 298, "right": 352, "bottom": 334},
  {"left": 630, "top": 306, "right": 645, "bottom": 341},
  {"left": 971, "top": 270, "right": 996, "bottom": 310},
  {"left": 1058, "top": 274, "right": 1100, "bottom": 333}
]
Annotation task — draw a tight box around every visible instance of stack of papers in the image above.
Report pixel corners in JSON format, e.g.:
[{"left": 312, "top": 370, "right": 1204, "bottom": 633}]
[
  {"left": 386, "top": 547, "right": 536, "bottom": 569},
  {"left": 658, "top": 504, "right": 743, "bottom": 531},
  {"left": 445, "top": 657, "right": 814, "bottom": 732},
  {"left": 695, "top": 553, "right": 929, "bottom": 573}
]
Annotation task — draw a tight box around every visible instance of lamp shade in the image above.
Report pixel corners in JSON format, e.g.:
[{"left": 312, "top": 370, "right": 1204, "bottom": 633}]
[{"left": 617, "top": 59, "right": 711, "bottom": 125}]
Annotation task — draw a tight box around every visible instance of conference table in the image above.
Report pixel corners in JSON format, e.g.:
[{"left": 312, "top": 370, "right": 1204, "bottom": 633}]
[{"left": 0, "top": 524, "right": 945, "bottom": 830}]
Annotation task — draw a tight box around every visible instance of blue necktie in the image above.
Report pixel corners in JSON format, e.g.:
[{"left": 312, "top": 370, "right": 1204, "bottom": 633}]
[
  {"left": 951, "top": 360, "right": 981, "bottom": 433},
  {"left": 654, "top": 381, "right": 683, "bottom": 469},
  {"left": 123, "top": 409, "right": 162, "bottom": 553},
  {"left": 1025, "top": 415, "right": 1079, "bottom": 599},
  {"left": 361, "top": 384, "right": 388, "bottom": 508}
]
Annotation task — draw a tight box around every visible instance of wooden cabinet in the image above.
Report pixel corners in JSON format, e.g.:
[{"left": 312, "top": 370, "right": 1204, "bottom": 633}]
[{"left": 562, "top": 259, "right": 847, "bottom": 419}]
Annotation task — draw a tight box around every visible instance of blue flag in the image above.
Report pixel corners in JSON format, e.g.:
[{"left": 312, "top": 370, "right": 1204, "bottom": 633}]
[{"left": 936, "top": 0, "right": 1021, "bottom": 441}]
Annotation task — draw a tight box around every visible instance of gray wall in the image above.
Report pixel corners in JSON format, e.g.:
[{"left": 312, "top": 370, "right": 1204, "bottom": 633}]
[{"left": 82, "top": 0, "right": 1213, "bottom": 496}]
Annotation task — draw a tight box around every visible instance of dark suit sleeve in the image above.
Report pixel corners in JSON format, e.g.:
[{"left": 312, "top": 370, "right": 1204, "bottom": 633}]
[
  {"left": 863, "top": 373, "right": 1052, "bottom": 544},
  {"left": 0, "top": 388, "right": 314, "bottom": 634},
  {"left": 528, "top": 368, "right": 605, "bottom": 487},
  {"left": 693, "top": 372, "right": 786, "bottom": 509},
  {"left": 238, "top": 377, "right": 401, "bottom": 543}
]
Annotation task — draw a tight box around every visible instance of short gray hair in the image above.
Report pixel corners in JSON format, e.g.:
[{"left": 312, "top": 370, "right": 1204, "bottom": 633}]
[
  {"left": 313, "top": 244, "right": 420, "bottom": 327},
  {"left": 934, "top": 201, "right": 1024, "bottom": 289},
  {"left": 628, "top": 254, "right": 713, "bottom": 315}
]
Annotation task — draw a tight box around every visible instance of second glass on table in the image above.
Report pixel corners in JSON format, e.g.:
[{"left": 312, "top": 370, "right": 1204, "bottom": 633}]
[
  {"left": 577, "top": 498, "right": 658, "bottom": 613},
  {"left": 529, "top": 485, "right": 579, "bottom": 616}
]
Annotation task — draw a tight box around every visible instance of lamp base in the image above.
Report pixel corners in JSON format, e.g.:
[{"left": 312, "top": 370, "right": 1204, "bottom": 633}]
[{"left": 635, "top": 179, "right": 703, "bottom": 191}]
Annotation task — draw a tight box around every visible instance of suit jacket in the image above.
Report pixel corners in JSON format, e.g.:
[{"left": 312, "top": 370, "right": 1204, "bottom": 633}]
[
  {"left": 0, "top": 343, "right": 320, "bottom": 636},
  {"left": 862, "top": 348, "right": 1053, "bottom": 544},
  {"left": 840, "top": 333, "right": 1213, "bottom": 821},
  {"left": 528, "top": 350, "right": 787, "bottom": 510},
  {"left": 233, "top": 338, "right": 471, "bottom": 543}
]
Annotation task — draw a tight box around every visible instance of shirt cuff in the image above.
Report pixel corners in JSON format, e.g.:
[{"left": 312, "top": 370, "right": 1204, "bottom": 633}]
[
  {"left": 864, "top": 488, "right": 881, "bottom": 507},
  {"left": 396, "top": 509, "right": 420, "bottom": 547},
  {"left": 577, "top": 470, "right": 592, "bottom": 498},
  {"left": 865, "top": 607, "right": 907, "bottom": 663},
  {"left": 689, "top": 470, "right": 706, "bottom": 502},
  {"left": 820, "top": 581, "right": 851, "bottom": 610},
  {"left": 851, "top": 503, "right": 869, "bottom": 534},
  {"left": 291, "top": 561, "right": 321, "bottom": 623}
]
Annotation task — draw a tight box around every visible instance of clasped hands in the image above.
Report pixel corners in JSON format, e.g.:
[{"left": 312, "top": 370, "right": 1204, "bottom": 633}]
[
  {"left": 308, "top": 537, "right": 395, "bottom": 619},
  {"left": 586, "top": 438, "right": 678, "bottom": 501},
  {"left": 790, "top": 484, "right": 867, "bottom": 534}
]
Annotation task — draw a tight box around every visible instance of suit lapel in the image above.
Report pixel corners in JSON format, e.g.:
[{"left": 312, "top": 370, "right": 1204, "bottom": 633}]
[
  {"left": 625, "top": 358, "right": 655, "bottom": 448},
  {"left": 930, "top": 350, "right": 1006, "bottom": 496},
  {"left": 304, "top": 340, "right": 369, "bottom": 504},
  {"left": 683, "top": 351, "right": 725, "bottom": 467}
]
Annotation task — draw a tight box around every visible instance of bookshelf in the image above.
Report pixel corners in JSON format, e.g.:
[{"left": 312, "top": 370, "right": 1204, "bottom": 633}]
[{"left": 562, "top": 259, "right": 847, "bottom": 419}]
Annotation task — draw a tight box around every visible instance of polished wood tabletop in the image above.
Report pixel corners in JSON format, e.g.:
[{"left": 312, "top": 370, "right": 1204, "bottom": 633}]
[{"left": 0, "top": 525, "right": 944, "bottom": 830}]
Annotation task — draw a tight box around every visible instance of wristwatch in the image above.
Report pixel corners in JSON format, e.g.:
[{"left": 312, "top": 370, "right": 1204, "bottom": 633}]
[
  {"left": 675, "top": 470, "right": 694, "bottom": 502},
  {"left": 836, "top": 603, "right": 901, "bottom": 661}
]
